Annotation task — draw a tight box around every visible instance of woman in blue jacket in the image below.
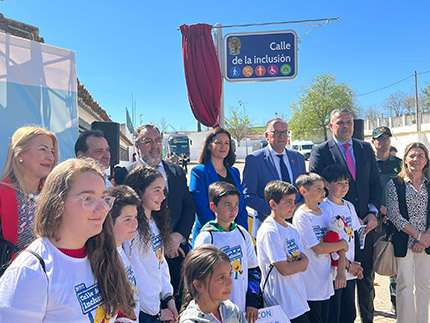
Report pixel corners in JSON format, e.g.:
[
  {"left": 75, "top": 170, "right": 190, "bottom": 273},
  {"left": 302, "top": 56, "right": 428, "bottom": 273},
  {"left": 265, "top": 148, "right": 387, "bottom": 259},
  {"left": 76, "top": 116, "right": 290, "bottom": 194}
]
[{"left": 190, "top": 128, "right": 248, "bottom": 242}]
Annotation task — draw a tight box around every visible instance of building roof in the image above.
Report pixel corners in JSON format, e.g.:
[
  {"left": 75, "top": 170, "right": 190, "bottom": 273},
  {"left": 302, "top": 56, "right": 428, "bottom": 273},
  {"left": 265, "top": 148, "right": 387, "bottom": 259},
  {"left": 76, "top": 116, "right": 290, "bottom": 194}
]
[{"left": 0, "top": 13, "right": 44, "bottom": 43}]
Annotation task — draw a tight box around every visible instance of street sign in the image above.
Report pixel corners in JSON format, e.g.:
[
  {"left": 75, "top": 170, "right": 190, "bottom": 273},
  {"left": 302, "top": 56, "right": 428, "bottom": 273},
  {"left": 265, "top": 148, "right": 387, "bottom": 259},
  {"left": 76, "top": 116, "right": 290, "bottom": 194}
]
[{"left": 224, "top": 30, "right": 298, "bottom": 82}]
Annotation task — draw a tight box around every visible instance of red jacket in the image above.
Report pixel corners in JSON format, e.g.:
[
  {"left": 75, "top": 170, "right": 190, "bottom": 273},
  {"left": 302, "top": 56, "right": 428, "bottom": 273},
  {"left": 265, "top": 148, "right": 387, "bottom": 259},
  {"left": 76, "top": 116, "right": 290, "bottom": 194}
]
[{"left": 0, "top": 178, "right": 19, "bottom": 245}]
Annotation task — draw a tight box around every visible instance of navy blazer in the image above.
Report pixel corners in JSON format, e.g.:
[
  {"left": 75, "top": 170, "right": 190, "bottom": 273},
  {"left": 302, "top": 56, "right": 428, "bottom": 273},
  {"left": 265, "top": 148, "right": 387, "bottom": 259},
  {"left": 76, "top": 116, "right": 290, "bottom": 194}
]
[
  {"left": 309, "top": 138, "right": 382, "bottom": 219},
  {"left": 242, "top": 146, "right": 306, "bottom": 236},
  {"left": 189, "top": 160, "right": 248, "bottom": 242}
]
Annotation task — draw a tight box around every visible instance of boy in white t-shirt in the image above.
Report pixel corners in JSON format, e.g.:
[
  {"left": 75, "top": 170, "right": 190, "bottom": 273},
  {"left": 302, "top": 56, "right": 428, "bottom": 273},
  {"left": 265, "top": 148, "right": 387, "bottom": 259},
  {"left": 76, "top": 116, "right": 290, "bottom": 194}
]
[
  {"left": 292, "top": 173, "right": 348, "bottom": 323},
  {"left": 194, "top": 181, "right": 261, "bottom": 323},
  {"left": 257, "top": 180, "right": 310, "bottom": 323},
  {"left": 319, "top": 165, "right": 364, "bottom": 323}
]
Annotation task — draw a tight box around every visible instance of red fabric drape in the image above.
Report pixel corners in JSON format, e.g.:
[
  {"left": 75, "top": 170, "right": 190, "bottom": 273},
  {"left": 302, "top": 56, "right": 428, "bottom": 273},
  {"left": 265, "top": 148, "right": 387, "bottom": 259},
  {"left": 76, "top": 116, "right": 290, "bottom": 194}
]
[{"left": 180, "top": 23, "right": 222, "bottom": 128}]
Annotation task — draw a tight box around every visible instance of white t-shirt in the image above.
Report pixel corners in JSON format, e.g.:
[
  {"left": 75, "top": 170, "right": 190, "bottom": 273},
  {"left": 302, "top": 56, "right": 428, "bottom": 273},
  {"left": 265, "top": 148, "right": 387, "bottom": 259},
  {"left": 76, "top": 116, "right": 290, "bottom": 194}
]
[
  {"left": 117, "top": 246, "right": 140, "bottom": 322},
  {"left": 0, "top": 237, "right": 116, "bottom": 322},
  {"left": 194, "top": 225, "right": 258, "bottom": 312},
  {"left": 292, "top": 207, "right": 334, "bottom": 301},
  {"left": 123, "top": 221, "right": 173, "bottom": 316},
  {"left": 256, "top": 217, "right": 309, "bottom": 320},
  {"left": 319, "top": 198, "right": 361, "bottom": 281}
]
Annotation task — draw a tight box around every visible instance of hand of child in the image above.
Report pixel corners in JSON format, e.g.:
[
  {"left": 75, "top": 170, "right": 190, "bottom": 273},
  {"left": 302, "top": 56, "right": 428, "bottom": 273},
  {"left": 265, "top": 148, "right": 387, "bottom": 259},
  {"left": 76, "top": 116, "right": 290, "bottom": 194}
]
[
  {"left": 246, "top": 306, "right": 259, "bottom": 323},
  {"left": 334, "top": 269, "right": 347, "bottom": 290},
  {"left": 160, "top": 308, "right": 176, "bottom": 322},
  {"left": 349, "top": 262, "right": 364, "bottom": 279},
  {"left": 286, "top": 255, "right": 293, "bottom": 263}
]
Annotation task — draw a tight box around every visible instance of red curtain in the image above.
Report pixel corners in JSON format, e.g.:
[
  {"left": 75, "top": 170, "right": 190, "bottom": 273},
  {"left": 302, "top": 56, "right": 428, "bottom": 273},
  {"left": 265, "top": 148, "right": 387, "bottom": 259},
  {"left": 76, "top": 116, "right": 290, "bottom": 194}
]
[{"left": 180, "top": 23, "right": 222, "bottom": 128}]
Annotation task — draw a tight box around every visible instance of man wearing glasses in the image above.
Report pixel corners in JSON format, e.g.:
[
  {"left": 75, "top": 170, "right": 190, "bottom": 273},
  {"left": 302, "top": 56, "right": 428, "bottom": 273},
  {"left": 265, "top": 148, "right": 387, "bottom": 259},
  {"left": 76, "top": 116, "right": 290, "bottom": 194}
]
[
  {"left": 242, "top": 118, "right": 306, "bottom": 237},
  {"left": 114, "top": 123, "right": 195, "bottom": 310},
  {"left": 371, "top": 126, "right": 401, "bottom": 316}
]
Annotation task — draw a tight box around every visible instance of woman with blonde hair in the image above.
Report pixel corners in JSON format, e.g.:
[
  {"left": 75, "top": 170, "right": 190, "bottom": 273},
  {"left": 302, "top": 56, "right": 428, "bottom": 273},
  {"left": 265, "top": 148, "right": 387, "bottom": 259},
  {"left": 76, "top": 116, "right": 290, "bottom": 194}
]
[
  {"left": 0, "top": 158, "right": 136, "bottom": 322},
  {"left": 386, "top": 142, "right": 430, "bottom": 322},
  {"left": 0, "top": 126, "right": 58, "bottom": 251}
]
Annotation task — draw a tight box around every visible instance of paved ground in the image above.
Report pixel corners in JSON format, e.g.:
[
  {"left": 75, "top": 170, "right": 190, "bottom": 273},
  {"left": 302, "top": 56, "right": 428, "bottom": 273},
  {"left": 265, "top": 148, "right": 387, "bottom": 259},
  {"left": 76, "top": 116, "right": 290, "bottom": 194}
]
[{"left": 185, "top": 159, "right": 424, "bottom": 322}]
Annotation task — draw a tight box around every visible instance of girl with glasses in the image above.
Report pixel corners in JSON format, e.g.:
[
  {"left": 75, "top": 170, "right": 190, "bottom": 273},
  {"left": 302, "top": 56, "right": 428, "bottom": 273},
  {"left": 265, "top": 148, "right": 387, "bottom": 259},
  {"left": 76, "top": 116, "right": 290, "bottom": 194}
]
[{"left": 0, "top": 158, "right": 135, "bottom": 322}]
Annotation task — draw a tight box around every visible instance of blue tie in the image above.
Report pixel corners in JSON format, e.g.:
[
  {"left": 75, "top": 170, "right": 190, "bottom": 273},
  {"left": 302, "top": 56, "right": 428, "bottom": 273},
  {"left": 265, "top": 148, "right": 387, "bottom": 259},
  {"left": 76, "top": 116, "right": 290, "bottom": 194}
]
[{"left": 277, "top": 154, "right": 291, "bottom": 183}]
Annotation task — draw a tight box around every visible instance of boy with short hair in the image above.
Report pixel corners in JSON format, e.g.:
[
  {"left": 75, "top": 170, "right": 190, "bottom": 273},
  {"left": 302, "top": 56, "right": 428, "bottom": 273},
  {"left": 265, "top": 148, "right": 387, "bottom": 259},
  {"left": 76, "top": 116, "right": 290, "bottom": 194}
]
[
  {"left": 257, "top": 180, "right": 310, "bottom": 323},
  {"left": 292, "top": 173, "right": 348, "bottom": 323},
  {"left": 194, "top": 181, "right": 260, "bottom": 323},
  {"left": 320, "top": 165, "right": 363, "bottom": 323}
]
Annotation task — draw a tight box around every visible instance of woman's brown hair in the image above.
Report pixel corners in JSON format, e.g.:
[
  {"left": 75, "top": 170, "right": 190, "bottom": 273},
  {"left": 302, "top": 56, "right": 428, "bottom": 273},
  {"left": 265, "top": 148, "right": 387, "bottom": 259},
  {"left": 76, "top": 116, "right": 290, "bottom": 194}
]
[
  {"left": 180, "top": 244, "right": 230, "bottom": 313},
  {"left": 397, "top": 142, "right": 430, "bottom": 183},
  {"left": 198, "top": 128, "right": 236, "bottom": 167},
  {"left": 34, "top": 158, "right": 135, "bottom": 317},
  {"left": 124, "top": 165, "right": 171, "bottom": 250}
]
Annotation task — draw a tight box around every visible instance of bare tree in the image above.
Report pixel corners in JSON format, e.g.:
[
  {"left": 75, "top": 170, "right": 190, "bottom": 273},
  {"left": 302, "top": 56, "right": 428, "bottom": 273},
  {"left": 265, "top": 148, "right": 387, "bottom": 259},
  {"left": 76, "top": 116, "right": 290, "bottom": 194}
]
[
  {"left": 364, "top": 105, "right": 381, "bottom": 120},
  {"left": 383, "top": 91, "right": 406, "bottom": 117}
]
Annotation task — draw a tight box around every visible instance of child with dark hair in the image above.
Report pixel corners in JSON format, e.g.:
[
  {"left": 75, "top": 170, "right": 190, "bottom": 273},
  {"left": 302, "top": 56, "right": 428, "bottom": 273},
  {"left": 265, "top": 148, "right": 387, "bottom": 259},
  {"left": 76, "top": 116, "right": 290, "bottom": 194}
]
[
  {"left": 293, "top": 173, "right": 348, "bottom": 323},
  {"left": 194, "top": 181, "right": 260, "bottom": 323},
  {"left": 107, "top": 185, "right": 143, "bottom": 322},
  {"left": 257, "top": 180, "right": 310, "bottom": 323},
  {"left": 320, "top": 165, "right": 363, "bottom": 323},
  {"left": 180, "top": 245, "right": 246, "bottom": 322},
  {"left": 124, "top": 165, "right": 177, "bottom": 323}
]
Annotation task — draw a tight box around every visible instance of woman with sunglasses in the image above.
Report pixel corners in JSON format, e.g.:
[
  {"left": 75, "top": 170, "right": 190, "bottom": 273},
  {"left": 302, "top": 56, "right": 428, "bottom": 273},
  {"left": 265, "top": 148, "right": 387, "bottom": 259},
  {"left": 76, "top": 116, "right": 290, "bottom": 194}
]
[{"left": 0, "top": 158, "right": 136, "bottom": 322}]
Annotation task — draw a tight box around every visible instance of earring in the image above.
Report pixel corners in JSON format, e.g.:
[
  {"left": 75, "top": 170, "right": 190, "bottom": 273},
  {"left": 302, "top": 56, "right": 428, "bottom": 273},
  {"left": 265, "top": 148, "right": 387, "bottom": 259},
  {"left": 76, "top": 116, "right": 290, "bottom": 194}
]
[{"left": 19, "top": 159, "right": 23, "bottom": 163}]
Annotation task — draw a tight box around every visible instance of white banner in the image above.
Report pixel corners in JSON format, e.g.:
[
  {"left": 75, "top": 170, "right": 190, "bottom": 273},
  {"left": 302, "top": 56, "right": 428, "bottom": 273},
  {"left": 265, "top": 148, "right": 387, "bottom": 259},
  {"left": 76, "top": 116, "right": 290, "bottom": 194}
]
[
  {"left": 257, "top": 305, "right": 291, "bottom": 323},
  {"left": 0, "top": 32, "right": 78, "bottom": 170}
]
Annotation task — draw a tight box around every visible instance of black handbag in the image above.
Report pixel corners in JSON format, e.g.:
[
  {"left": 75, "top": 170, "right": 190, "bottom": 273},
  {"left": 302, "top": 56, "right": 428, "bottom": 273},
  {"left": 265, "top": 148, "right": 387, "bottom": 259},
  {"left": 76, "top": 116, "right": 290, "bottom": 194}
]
[{"left": 0, "top": 236, "right": 20, "bottom": 276}]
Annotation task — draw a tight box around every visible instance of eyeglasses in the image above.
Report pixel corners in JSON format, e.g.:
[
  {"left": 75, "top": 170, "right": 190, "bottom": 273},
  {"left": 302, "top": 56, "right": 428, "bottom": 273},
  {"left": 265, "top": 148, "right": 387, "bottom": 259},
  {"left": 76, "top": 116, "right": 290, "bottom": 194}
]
[
  {"left": 68, "top": 195, "right": 116, "bottom": 211},
  {"left": 270, "top": 130, "right": 289, "bottom": 138},
  {"left": 139, "top": 138, "right": 162, "bottom": 146}
]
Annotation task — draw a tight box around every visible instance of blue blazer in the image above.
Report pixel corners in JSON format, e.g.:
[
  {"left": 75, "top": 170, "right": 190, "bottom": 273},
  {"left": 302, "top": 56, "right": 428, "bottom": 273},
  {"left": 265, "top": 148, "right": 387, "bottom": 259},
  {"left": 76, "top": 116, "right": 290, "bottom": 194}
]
[
  {"left": 242, "top": 146, "right": 306, "bottom": 237},
  {"left": 189, "top": 160, "right": 249, "bottom": 242}
]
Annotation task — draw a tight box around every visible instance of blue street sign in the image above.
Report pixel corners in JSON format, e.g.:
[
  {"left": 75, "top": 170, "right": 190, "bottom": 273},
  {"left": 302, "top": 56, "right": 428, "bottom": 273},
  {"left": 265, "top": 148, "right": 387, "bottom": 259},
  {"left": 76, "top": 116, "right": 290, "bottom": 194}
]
[{"left": 224, "top": 30, "right": 298, "bottom": 82}]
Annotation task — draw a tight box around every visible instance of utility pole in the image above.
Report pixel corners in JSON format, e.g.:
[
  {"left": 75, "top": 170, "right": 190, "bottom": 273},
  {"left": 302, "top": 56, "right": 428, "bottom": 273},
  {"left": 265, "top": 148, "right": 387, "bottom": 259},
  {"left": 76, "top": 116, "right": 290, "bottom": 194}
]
[{"left": 415, "top": 70, "right": 420, "bottom": 131}]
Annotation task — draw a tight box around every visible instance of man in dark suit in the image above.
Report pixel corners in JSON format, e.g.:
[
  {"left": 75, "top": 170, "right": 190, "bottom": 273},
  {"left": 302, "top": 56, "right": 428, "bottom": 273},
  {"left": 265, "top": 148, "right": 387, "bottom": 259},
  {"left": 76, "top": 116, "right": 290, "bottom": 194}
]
[
  {"left": 242, "top": 118, "right": 306, "bottom": 237},
  {"left": 115, "top": 123, "right": 195, "bottom": 308},
  {"left": 309, "top": 108, "right": 382, "bottom": 323}
]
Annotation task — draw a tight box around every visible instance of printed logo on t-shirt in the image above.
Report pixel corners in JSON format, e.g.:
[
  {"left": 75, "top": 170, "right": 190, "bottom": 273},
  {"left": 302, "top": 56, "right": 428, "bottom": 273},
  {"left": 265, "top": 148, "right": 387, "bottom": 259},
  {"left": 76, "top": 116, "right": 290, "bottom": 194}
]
[
  {"left": 221, "top": 245, "right": 243, "bottom": 279},
  {"left": 286, "top": 239, "right": 301, "bottom": 261},
  {"left": 342, "top": 216, "right": 354, "bottom": 242},
  {"left": 125, "top": 265, "right": 138, "bottom": 296},
  {"left": 151, "top": 233, "right": 163, "bottom": 269},
  {"left": 312, "top": 225, "right": 327, "bottom": 242},
  {"left": 75, "top": 282, "right": 109, "bottom": 322}
]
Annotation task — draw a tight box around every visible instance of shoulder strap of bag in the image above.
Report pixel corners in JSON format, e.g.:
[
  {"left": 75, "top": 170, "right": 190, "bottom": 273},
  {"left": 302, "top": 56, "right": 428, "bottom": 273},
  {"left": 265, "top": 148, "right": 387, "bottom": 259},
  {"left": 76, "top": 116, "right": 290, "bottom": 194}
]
[
  {"left": 260, "top": 264, "right": 274, "bottom": 297},
  {"left": 25, "top": 250, "right": 46, "bottom": 274},
  {"left": 236, "top": 225, "right": 246, "bottom": 242}
]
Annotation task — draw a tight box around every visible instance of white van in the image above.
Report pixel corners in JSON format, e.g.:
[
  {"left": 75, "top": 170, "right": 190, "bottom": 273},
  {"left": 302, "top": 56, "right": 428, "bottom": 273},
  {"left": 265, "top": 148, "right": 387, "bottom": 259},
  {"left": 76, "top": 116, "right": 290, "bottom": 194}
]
[{"left": 290, "top": 140, "right": 314, "bottom": 160}]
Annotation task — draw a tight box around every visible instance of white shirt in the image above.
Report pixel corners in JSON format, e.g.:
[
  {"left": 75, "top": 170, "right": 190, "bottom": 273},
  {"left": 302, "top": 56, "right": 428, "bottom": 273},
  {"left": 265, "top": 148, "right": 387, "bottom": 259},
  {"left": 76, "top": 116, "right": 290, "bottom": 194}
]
[
  {"left": 256, "top": 217, "right": 309, "bottom": 319},
  {"left": 319, "top": 198, "right": 361, "bottom": 281},
  {"left": 268, "top": 145, "right": 293, "bottom": 182},
  {"left": 0, "top": 238, "right": 116, "bottom": 322},
  {"left": 123, "top": 222, "right": 173, "bottom": 315},
  {"left": 194, "top": 225, "right": 258, "bottom": 312},
  {"left": 292, "top": 208, "right": 334, "bottom": 301},
  {"left": 117, "top": 246, "right": 140, "bottom": 321}
]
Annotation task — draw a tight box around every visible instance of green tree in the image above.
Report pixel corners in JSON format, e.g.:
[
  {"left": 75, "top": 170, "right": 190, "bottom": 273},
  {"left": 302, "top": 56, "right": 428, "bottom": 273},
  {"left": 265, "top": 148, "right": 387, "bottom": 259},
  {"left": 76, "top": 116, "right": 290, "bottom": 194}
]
[
  {"left": 422, "top": 82, "right": 430, "bottom": 113},
  {"left": 225, "top": 106, "right": 254, "bottom": 146},
  {"left": 289, "top": 74, "right": 356, "bottom": 141}
]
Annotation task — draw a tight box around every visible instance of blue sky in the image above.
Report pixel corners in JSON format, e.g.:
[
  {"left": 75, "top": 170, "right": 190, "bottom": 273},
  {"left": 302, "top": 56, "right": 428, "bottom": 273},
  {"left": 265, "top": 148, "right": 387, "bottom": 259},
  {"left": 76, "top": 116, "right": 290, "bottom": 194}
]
[{"left": 2, "top": 0, "right": 429, "bottom": 131}]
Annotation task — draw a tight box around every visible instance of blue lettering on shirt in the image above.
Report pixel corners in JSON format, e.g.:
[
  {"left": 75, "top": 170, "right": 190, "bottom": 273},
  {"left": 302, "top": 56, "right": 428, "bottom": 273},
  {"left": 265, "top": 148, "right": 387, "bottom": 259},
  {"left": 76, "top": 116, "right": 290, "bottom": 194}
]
[
  {"left": 151, "top": 233, "right": 162, "bottom": 251},
  {"left": 312, "top": 225, "right": 327, "bottom": 240},
  {"left": 286, "top": 239, "right": 300, "bottom": 256},
  {"left": 221, "top": 245, "right": 243, "bottom": 260},
  {"left": 75, "top": 283, "right": 103, "bottom": 315}
]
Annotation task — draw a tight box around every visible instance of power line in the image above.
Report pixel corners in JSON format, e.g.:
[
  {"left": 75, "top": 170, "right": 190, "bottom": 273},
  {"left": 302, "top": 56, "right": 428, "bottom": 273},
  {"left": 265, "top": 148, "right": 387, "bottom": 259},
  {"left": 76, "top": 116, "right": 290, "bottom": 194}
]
[{"left": 358, "top": 71, "right": 430, "bottom": 97}]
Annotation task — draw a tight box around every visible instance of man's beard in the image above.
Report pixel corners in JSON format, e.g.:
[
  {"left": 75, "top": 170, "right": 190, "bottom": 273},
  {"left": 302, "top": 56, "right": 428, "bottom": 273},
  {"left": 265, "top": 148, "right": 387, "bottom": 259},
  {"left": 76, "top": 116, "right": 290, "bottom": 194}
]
[{"left": 143, "top": 151, "right": 162, "bottom": 167}]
